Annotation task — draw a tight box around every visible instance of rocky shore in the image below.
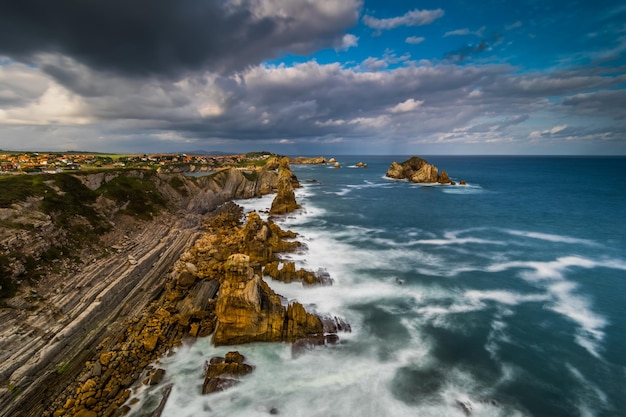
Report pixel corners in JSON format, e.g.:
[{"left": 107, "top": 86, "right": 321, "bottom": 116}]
[{"left": 0, "top": 158, "right": 347, "bottom": 417}]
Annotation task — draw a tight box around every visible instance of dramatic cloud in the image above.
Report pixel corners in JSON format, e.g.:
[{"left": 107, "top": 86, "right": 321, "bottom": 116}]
[
  {"left": 2, "top": 51, "right": 624, "bottom": 154},
  {"left": 0, "top": 1, "right": 624, "bottom": 155},
  {"left": 0, "top": 0, "right": 362, "bottom": 77},
  {"left": 362, "top": 8, "right": 444, "bottom": 31}
]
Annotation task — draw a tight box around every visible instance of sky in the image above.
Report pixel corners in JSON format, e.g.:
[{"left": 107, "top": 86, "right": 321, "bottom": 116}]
[{"left": 0, "top": 0, "right": 625, "bottom": 155}]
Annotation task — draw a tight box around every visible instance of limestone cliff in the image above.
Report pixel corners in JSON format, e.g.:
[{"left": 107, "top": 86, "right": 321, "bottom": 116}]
[{"left": 386, "top": 156, "right": 453, "bottom": 184}]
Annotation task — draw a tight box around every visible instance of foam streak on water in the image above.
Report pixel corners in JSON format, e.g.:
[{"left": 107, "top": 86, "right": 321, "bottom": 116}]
[{"left": 128, "top": 156, "right": 626, "bottom": 417}]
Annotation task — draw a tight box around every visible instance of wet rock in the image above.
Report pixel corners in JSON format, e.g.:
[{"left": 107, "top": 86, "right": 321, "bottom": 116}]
[
  {"left": 202, "top": 351, "right": 254, "bottom": 394},
  {"left": 456, "top": 399, "right": 473, "bottom": 416},
  {"left": 148, "top": 368, "right": 166, "bottom": 385}
]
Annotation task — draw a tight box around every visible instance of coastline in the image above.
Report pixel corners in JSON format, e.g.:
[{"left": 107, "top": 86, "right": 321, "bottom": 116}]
[{"left": 1, "top": 158, "right": 345, "bottom": 417}]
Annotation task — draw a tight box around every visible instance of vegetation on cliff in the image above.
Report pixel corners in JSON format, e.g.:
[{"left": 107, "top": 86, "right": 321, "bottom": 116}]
[{"left": 0, "top": 168, "right": 278, "bottom": 302}]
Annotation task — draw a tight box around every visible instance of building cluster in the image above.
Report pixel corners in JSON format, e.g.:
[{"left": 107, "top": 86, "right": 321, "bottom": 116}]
[
  {"left": 0, "top": 152, "right": 258, "bottom": 174},
  {"left": 0, "top": 152, "right": 92, "bottom": 172},
  {"left": 119, "top": 153, "right": 246, "bottom": 166}
]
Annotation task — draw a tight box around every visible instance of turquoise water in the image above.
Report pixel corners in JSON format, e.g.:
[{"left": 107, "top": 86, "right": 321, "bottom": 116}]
[{"left": 129, "top": 156, "right": 626, "bottom": 417}]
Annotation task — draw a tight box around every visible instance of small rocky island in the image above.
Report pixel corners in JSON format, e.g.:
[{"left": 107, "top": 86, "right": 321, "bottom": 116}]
[{"left": 386, "top": 156, "right": 464, "bottom": 185}]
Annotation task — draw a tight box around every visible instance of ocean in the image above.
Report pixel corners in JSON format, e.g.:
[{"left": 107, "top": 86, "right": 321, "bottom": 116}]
[{"left": 129, "top": 156, "right": 626, "bottom": 417}]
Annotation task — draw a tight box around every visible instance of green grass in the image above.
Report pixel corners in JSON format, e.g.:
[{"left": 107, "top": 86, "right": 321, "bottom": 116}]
[
  {"left": 98, "top": 173, "right": 169, "bottom": 220},
  {"left": 0, "top": 170, "right": 178, "bottom": 299},
  {"left": 241, "top": 170, "right": 259, "bottom": 181},
  {"left": 0, "top": 174, "right": 49, "bottom": 208},
  {"left": 168, "top": 176, "right": 189, "bottom": 196}
]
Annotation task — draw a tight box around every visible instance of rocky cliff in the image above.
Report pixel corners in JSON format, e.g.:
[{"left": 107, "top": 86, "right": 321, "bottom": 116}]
[
  {"left": 386, "top": 156, "right": 454, "bottom": 184},
  {"left": 0, "top": 167, "right": 280, "bottom": 417},
  {"left": 0, "top": 159, "right": 348, "bottom": 417}
]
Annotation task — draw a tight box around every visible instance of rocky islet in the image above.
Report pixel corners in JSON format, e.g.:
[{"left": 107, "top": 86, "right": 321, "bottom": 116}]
[{"left": 386, "top": 156, "right": 465, "bottom": 185}]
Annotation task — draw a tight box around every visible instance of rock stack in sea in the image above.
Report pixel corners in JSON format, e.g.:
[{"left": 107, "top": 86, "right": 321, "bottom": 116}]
[
  {"left": 386, "top": 156, "right": 458, "bottom": 184},
  {"left": 269, "top": 157, "right": 301, "bottom": 214}
]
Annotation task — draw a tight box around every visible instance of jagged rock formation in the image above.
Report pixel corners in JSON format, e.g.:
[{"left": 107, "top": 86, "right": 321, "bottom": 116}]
[
  {"left": 269, "top": 157, "right": 301, "bottom": 214},
  {"left": 1, "top": 159, "right": 347, "bottom": 417},
  {"left": 212, "top": 254, "right": 323, "bottom": 345},
  {"left": 263, "top": 261, "right": 333, "bottom": 286},
  {"left": 386, "top": 156, "right": 454, "bottom": 184},
  {"left": 0, "top": 168, "right": 279, "bottom": 417},
  {"left": 202, "top": 351, "right": 254, "bottom": 394}
]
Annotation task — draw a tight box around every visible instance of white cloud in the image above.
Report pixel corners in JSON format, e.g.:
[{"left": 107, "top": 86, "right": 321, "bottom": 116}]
[
  {"left": 444, "top": 27, "right": 486, "bottom": 37},
  {"left": 361, "top": 57, "right": 388, "bottom": 71},
  {"left": 336, "top": 34, "right": 359, "bottom": 51},
  {"left": 389, "top": 98, "right": 424, "bottom": 113},
  {"left": 550, "top": 125, "right": 568, "bottom": 134},
  {"left": 362, "top": 8, "right": 444, "bottom": 31},
  {"left": 406, "top": 36, "right": 425, "bottom": 44},
  {"left": 445, "top": 28, "right": 471, "bottom": 37},
  {"left": 0, "top": 80, "right": 91, "bottom": 126},
  {"left": 529, "top": 125, "right": 568, "bottom": 138}
]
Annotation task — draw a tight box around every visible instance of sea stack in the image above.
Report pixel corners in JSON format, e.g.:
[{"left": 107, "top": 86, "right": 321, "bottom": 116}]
[
  {"left": 269, "top": 157, "right": 301, "bottom": 214},
  {"left": 386, "top": 156, "right": 454, "bottom": 184}
]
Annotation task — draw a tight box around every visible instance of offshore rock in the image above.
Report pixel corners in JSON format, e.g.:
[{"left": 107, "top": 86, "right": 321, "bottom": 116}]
[
  {"left": 269, "top": 158, "right": 301, "bottom": 214},
  {"left": 386, "top": 156, "right": 453, "bottom": 184},
  {"left": 202, "top": 351, "right": 254, "bottom": 394}
]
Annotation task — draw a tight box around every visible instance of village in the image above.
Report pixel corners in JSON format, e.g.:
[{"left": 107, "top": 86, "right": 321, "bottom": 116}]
[{"left": 0, "top": 151, "right": 272, "bottom": 174}]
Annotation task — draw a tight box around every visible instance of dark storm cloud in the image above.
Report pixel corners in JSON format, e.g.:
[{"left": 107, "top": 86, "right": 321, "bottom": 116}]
[
  {"left": 562, "top": 90, "right": 626, "bottom": 119},
  {"left": 0, "top": 0, "right": 360, "bottom": 78}
]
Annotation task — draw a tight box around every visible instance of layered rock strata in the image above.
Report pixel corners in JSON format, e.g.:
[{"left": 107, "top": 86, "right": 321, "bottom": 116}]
[
  {"left": 43, "top": 198, "right": 346, "bottom": 415},
  {"left": 0, "top": 168, "right": 280, "bottom": 417},
  {"left": 386, "top": 156, "right": 454, "bottom": 184}
]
